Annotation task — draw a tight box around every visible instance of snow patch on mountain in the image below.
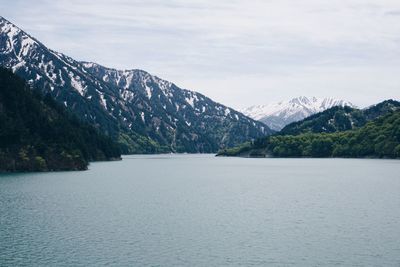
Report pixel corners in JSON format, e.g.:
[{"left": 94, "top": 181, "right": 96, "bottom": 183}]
[{"left": 68, "top": 72, "right": 86, "bottom": 95}]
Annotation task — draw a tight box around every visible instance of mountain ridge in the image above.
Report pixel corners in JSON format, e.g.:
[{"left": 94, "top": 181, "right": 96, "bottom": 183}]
[
  {"left": 218, "top": 100, "right": 400, "bottom": 159},
  {"left": 280, "top": 99, "right": 400, "bottom": 136},
  {"left": 242, "top": 96, "right": 355, "bottom": 131},
  {"left": 0, "top": 16, "right": 273, "bottom": 153}
]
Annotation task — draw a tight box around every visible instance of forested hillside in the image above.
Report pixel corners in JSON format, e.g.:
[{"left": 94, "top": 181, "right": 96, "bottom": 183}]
[
  {"left": 0, "top": 68, "right": 121, "bottom": 172},
  {"left": 218, "top": 109, "right": 400, "bottom": 159},
  {"left": 280, "top": 100, "right": 400, "bottom": 136}
]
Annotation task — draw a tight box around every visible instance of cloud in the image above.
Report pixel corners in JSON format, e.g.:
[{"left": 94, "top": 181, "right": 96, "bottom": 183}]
[
  {"left": 385, "top": 10, "right": 400, "bottom": 16},
  {"left": 1, "top": 0, "right": 399, "bottom": 108}
]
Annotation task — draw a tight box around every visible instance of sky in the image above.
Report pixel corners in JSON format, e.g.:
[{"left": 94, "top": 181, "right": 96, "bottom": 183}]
[{"left": 1, "top": 0, "right": 400, "bottom": 109}]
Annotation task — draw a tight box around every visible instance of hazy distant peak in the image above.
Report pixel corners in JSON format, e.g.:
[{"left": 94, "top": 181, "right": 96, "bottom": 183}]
[{"left": 241, "top": 97, "right": 355, "bottom": 131}]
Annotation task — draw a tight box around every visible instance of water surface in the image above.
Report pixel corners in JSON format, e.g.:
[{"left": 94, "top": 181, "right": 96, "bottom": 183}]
[{"left": 1, "top": 155, "right": 399, "bottom": 266}]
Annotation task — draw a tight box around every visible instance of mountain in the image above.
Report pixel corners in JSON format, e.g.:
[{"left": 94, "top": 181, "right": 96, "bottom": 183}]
[
  {"left": 217, "top": 108, "right": 400, "bottom": 159},
  {"left": 280, "top": 99, "right": 400, "bottom": 136},
  {"left": 241, "top": 96, "right": 355, "bottom": 131},
  {"left": 80, "top": 62, "right": 272, "bottom": 152},
  {"left": 0, "top": 16, "right": 272, "bottom": 153},
  {"left": 363, "top": 99, "right": 400, "bottom": 121},
  {"left": 0, "top": 68, "right": 121, "bottom": 172}
]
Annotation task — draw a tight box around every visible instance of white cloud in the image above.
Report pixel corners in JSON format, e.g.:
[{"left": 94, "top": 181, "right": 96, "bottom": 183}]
[{"left": 1, "top": 0, "right": 399, "bottom": 108}]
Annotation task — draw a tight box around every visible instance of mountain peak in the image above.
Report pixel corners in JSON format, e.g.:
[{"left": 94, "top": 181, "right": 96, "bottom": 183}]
[
  {"left": 0, "top": 16, "right": 43, "bottom": 73},
  {"left": 241, "top": 96, "right": 356, "bottom": 131},
  {"left": 0, "top": 16, "right": 11, "bottom": 25},
  {"left": 1, "top": 17, "right": 273, "bottom": 153},
  {"left": 0, "top": 16, "right": 35, "bottom": 44}
]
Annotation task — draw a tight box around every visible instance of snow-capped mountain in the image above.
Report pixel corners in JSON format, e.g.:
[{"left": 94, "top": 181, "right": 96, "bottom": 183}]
[
  {"left": 280, "top": 99, "right": 400, "bottom": 136},
  {"left": 241, "top": 96, "right": 356, "bottom": 131},
  {"left": 0, "top": 16, "right": 272, "bottom": 153}
]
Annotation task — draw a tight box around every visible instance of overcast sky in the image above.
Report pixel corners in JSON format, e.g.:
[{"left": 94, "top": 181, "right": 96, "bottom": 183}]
[{"left": 1, "top": 0, "right": 400, "bottom": 109}]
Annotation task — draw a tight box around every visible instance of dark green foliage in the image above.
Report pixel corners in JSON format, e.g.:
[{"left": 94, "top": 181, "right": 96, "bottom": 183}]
[
  {"left": 217, "top": 142, "right": 252, "bottom": 157},
  {"left": 280, "top": 106, "right": 366, "bottom": 135},
  {"left": 0, "top": 68, "right": 121, "bottom": 172},
  {"left": 280, "top": 101, "right": 400, "bottom": 136},
  {"left": 363, "top": 100, "right": 400, "bottom": 121},
  {"left": 218, "top": 109, "right": 400, "bottom": 159}
]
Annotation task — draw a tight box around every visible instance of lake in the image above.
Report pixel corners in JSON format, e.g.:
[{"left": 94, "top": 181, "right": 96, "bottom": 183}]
[{"left": 1, "top": 155, "right": 400, "bottom": 266}]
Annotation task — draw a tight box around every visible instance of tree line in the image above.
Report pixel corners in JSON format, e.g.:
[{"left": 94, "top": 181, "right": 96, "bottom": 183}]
[{"left": 0, "top": 68, "right": 121, "bottom": 172}]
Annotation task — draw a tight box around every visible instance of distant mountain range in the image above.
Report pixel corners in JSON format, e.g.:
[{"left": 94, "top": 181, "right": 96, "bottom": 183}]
[
  {"left": 280, "top": 99, "right": 400, "bottom": 136},
  {"left": 218, "top": 99, "right": 400, "bottom": 158},
  {"left": 241, "top": 96, "right": 355, "bottom": 131},
  {"left": 0, "top": 16, "right": 272, "bottom": 154}
]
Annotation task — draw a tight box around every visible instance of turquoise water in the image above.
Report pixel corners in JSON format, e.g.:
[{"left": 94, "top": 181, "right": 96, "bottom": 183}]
[{"left": 1, "top": 155, "right": 400, "bottom": 266}]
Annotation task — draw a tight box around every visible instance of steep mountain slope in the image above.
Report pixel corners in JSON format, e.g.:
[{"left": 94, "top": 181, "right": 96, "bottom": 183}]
[
  {"left": 81, "top": 62, "right": 272, "bottom": 152},
  {"left": 218, "top": 109, "right": 400, "bottom": 159},
  {"left": 241, "top": 96, "right": 355, "bottom": 131},
  {"left": 0, "top": 68, "right": 121, "bottom": 172},
  {"left": 0, "top": 16, "right": 122, "bottom": 136},
  {"left": 0, "top": 16, "right": 272, "bottom": 153},
  {"left": 280, "top": 100, "right": 400, "bottom": 136}
]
